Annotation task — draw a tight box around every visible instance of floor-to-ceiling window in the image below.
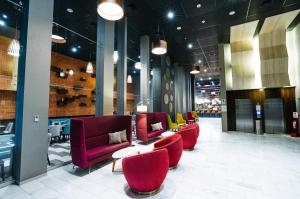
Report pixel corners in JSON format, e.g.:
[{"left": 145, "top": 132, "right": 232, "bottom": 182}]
[{"left": 0, "top": 0, "right": 24, "bottom": 185}]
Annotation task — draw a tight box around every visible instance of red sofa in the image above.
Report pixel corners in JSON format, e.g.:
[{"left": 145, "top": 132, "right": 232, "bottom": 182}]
[
  {"left": 154, "top": 134, "right": 183, "bottom": 168},
  {"left": 70, "top": 115, "right": 132, "bottom": 169},
  {"left": 177, "top": 125, "right": 198, "bottom": 150},
  {"left": 136, "top": 112, "right": 167, "bottom": 142},
  {"left": 122, "top": 149, "right": 169, "bottom": 194}
]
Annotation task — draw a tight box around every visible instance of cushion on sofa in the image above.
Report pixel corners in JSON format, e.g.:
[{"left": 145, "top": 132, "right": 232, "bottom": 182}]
[
  {"left": 119, "top": 129, "right": 128, "bottom": 142},
  {"left": 86, "top": 141, "right": 130, "bottom": 161},
  {"left": 108, "top": 132, "right": 122, "bottom": 144},
  {"left": 151, "top": 122, "right": 162, "bottom": 131}
]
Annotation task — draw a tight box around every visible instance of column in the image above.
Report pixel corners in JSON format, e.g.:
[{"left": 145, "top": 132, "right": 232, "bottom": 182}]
[
  {"left": 140, "top": 35, "right": 150, "bottom": 111},
  {"left": 96, "top": 16, "right": 115, "bottom": 116},
  {"left": 116, "top": 17, "right": 127, "bottom": 115},
  {"left": 152, "top": 68, "right": 161, "bottom": 112},
  {"left": 14, "top": 0, "right": 54, "bottom": 183}
]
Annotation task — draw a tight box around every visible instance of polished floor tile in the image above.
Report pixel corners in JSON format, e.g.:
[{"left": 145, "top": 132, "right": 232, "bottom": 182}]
[{"left": 1, "top": 118, "right": 300, "bottom": 199}]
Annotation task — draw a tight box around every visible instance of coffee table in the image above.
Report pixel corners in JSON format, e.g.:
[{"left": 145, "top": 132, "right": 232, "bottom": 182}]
[{"left": 111, "top": 146, "right": 153, "bottom": 172}]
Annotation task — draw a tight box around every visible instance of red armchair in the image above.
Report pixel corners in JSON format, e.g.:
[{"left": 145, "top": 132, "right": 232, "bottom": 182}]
[
  {"left": 122, "top": 149, "right": 169, "bottom": 194},
  {"left": 187, "top": 112, "right": 196, "bottom": 123},
  {"left": 70, "top": 115, "right": 132, "bottom": 169},
  {"left": 154, "top": 134, "right": 183, "bottom": 168},
  {"left": 177, "top": 125, "right": 198, "bottom": 150},
  {"left": 136, "top": 112, "right": 167, "bottom": 142},
  {"left": 184, "top": 124, "right": 200, "bottom": 138}
]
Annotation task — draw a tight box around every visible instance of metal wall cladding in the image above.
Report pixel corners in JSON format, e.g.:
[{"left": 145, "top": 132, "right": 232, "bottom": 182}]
[
  {"left": 264, "top": 98, "right": 285, "bottom": 134},
  {"left": 235, "top": 99, "right": 254, "bottom": 133}
]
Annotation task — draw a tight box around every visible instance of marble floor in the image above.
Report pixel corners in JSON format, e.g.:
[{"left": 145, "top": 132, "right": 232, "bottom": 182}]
[{"left": 1, "top": 118, "right": 300, "bottom": 199}]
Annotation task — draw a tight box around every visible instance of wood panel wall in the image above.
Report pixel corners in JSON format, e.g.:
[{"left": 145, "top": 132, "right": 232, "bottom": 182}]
[
  {"left": 226, "top": 87, "right": 296, "bottom": 134},
  {"left": 259, "top": 10, "right": 300, "bottom": 88},
  {"left": 230, "top": 21, "right": 259, "bottom": 90}
]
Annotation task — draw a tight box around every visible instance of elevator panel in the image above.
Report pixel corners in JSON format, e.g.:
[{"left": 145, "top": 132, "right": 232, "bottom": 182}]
[
  {"left": 264, "top": 98, "right": 285, "bottom": 134},
  {"left": 235, "top": 99, "right": 254, "bottom": 132}
]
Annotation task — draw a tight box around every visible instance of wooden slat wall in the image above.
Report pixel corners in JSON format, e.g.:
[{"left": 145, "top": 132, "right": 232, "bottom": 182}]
[
  {"left": 230, "top": 21, "right": 259, "bottom": 90},
  {"left": 259, "top": 10, "right": 300, "bottom": 88}
]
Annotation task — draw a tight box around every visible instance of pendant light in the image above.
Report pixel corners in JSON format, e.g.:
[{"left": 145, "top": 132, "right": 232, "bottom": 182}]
[
  {"left": 8, "top": 17, "right": 20, "bottom": 57},
  {"left": 127, "top": 75, "right": 132, "bottom": 83},
  {"left": 86, "top": 43, "right": 94, "bottom": 73},
  {"left": 152, "top": 25, "right": 167, "bottom": 55},
  {"left": 190, "top": 65, "right": 200, "bottom": 75},
  {"left": 97, "top": 0, "right": 124, "bottom": 21}
]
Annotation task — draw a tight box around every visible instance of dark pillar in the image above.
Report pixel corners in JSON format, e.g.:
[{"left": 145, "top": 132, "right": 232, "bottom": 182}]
[
  {"left": 14, "top": 0, "right": 54, "bottom": 184},
  {"left": 116, "top": 17, "right": 127, "bottom": 115},
  {"left": 140, "top": 35, "right": 150, "bottom": 111},
  {"left": 96, "top": 16, "right": 115, "bottom": 116}
]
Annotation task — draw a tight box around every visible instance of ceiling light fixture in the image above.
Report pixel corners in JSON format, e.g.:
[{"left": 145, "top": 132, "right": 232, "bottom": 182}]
[
  {"left": 177, "top": 26, "right": 182, "bottom": 30},
  {"left": 113, "top": 51, "right": 119, "bottom": 64},
  {"left": 190, "top": 65, "right": 200, "bottom": 75},
  {"left": 8, "top": 39, "right": 20, "bottom": 57},
  {"left": 208, "top": 77, "right": 212, "bottom": 80},
  {"left": 67, "top": 69, "right": 74, "bottom": 76},
  {"left": 66, "top": 8, "right": 74, "bottom": 13},
  {"left": 97, "top": 0, "right": 124, "bottom": 21},
  {"left": 86, "top": 62, "right": 94, "bottom": 74},
  {"left": 150, "top": 70, "right": 154, "bottom": 76},
  {"left": 167, "top": 11, "right": 174, "bottom": 19},
  {"left": 0, "top": 20, "right": 5, "bottom": 26},
  {"left": 71, "top": 47, "right": 78, "bottom": 53},
  {"left": 127, "top": 75, "right": 133, "bottom": 83},
  {"left": 152, "top": 25, "right": 167, "bottom": 55},
  {"left": 229, "top": 10, "right": 236, "bottom": 16},
  {"left": 198, "top": 59, "right": 202, "bottom": 63},
  {"left": 197, "top": 4, "right": 201, "bottom": 8},
  {"left": 188, "top": 43, "right": 193, "bottom": 49},
  {"left": 201, "top": 20, "right": 206, "bottom": 24},
  {"left": 204, "top": 69, "right": 207, "bottom": 72},
  {"left": 134, "top": 62, "right": 142, "bottom": 70},
  {"left": 51, "top": 34, "right": 66, "bottom": 44},
  {"left": 2, "top": 14, "right": 8, "bottom": 19}
]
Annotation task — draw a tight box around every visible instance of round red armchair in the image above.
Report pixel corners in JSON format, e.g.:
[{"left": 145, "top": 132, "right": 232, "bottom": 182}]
[
  {"left": 154, "top": 134, "right": 183, "bottom": 168},
  {"left": 184, "top": 124, "right": 200, "bottom": 138},
  {"left": 177, "top": 126, "right": 198, "bottom": 150},
  {"left": 122, "top": 149, "right": 169, "bottom": 194}
]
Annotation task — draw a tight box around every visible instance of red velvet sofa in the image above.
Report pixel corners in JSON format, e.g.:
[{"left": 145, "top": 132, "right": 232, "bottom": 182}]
[
  {"left": 122, "top": 149, "right": 169, "bottom": 194},
  {"left": 136, "top": 112, "right": 167, "bottom": 142},
  {"left": 70, "top": 115, "right": 132, "bottom": 169},
  {"left": 154, "top": 134, "right": 183, "bottom": 168},
  {"left": 177, "top": 125, "right": 198, "bottom": 150}
]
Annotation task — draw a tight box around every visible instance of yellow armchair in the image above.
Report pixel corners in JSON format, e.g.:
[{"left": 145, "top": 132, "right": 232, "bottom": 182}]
[
  {"left": 192, "top": 111, "right": 199, "bottom": 119},
  {"left": 167, "top": 114, "right": 179, "bottom": 131},
  {"left": 176, "top": 113, "right": 186, "bottom": 126}
]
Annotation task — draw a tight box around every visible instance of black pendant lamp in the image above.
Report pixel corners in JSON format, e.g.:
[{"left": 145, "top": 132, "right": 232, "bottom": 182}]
[{"left": 152, "top": 25, "right": 167, "bottom": 55}]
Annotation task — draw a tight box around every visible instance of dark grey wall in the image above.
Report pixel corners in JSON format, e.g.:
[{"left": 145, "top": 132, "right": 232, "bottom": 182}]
[
  {"left": 14, "top": 0, "right": 54, "bottom": 183},
  {"left": 152, "top": 67, "right": 162, "bottom": 112}
]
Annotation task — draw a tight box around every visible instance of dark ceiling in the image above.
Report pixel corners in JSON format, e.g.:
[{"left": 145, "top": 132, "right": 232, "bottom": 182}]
[{"left": 2, "top": 0, "right": 300, "bottom": 80}]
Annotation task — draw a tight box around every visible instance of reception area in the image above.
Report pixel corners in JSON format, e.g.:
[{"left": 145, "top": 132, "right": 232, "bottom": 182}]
[{"left": 1, "top": 0, "right": 300, "bottom": 198}]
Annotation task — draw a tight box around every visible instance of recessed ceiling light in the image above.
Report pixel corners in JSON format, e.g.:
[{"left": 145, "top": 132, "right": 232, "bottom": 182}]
[
  {"left": 188, "top": 43, "right": 193, "bottom": 49},
  {"left": 133, "top": 70, "right": 137, "bottom": 74},
  {"left": 2, "top": 14, "right": 8, "bottom": 19},
  {"left": 198, "top": 59, "right": 202, "bottom": 63},
  {"left": 71, "top": 47, "right": 78, "bottom": 53},
  {"left": 167, "top": 11, "right": 174, "bottom": 19},
  {"left": 177, "top": 26, "right": 182, "bottom": 30},
  {"left": 208, "top": 77, "right": 212, "bottom": 80},
  {"left": 135, "top": 62, "right": 142, "bottom": 70},
  {"left": 66, "top": 8, "right": 74, "bottom": 13},
  {"left": 196, "top": 4, "right": 201, "bottom": 8},
  {"left": 201, "top": 20, "right": 206, "bottom": 24},
  {"left": 204, "top": 69, "right": 207, "bottom": 72},
  {"left": 77, "top": 45, "right": 81, "bottom": 49},
  {"left": 0, "top": 20, "right": 5, "bottom": 26},
  {"left": 200, "top": 78, "right": 203, "bottom": 81},
  {"left": 138, "top": 55, "right": 140, "bottom": 59},
  {"left": 229, "top": 10, "right": 236, "bottom": 16}
]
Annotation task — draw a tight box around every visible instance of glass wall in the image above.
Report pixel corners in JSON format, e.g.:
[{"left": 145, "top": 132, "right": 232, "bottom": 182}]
[{"left": 0, "top": 0, "right": 24, "bottom": 184}]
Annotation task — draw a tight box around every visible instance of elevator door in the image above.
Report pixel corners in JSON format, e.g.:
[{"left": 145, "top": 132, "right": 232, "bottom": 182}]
[
  {"left": 235, "top": 99, "right": 254, "bottom": 132},
  {"left": 264, "top": 98, "right": 285, "bottom": 134}
]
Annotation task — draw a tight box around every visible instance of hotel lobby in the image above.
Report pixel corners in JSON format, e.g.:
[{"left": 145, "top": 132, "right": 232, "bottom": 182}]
[{"left": 1, "top": 0, "right": 300, "bottom": 198}]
